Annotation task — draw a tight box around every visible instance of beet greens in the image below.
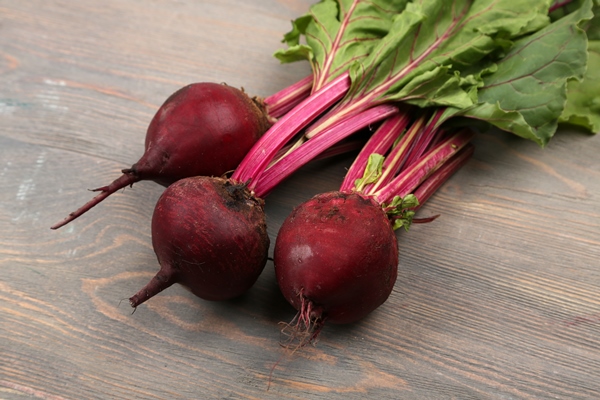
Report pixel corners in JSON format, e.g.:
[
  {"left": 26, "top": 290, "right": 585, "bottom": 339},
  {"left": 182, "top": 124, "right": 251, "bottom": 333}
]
[{"left": 244, "top": 0, "right": 593, "bottom": 202}]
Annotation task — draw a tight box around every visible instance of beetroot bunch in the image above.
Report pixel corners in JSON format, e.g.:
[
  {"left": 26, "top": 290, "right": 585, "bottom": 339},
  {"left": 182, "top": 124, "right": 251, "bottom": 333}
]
[{"left": 52, "top": 0, "right": 597, "bottom": 348}]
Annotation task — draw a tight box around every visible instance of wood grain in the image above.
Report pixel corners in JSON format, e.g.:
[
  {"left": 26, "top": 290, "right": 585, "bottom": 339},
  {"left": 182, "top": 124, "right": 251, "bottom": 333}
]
[{"left": 1, "top": 1, "right": 599, "bottom": 399}]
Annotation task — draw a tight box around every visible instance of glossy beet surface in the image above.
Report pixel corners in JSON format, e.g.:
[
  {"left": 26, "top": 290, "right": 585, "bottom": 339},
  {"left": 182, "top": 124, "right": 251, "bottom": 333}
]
[
  {"left": 274, "top": 191, "right": 398, "bottom": 325},
  {"left": 139, "top": 83, "right": 270, "bottom": 185},
  {"left": 129, "top": 176, "right": 270, "bottom": 306},
  {"left": 51, "top": 82, "right": 270, "bottom": 229}
]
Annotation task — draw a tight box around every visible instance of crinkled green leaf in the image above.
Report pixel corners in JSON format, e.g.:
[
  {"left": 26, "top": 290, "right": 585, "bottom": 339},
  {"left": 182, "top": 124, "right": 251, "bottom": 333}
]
[
  {"left": 391, "top": 66, "right": 477, "bottom": 109},
  {"left": 273, "top": 15, "right": 314, "bottom": 64},
  {"left": 346, "top": 0, "right": 551, "bottom": 110},
  {"left": 588, "top": 1, "right": 600, "bottom": 40},
  {"left": 354, "top": 153, "right": 385, "bottom": 192},
  {"left": 550, "top": 0, "right": 599, "bottom": 40},
  {"left": 392, "top": 211, "right": 416, "bottom": 231},
  {"left": 459, "top": 0, "right": 593, "bottom": 146},
  {"left": 274, "top": 0, "right": 409, "bottom": 90},
  {"left": 382, "top": 194, "right": 419, "bottom": 231},
  {"left": 559, "top": 40, "right": 600, "bottom": 133}
]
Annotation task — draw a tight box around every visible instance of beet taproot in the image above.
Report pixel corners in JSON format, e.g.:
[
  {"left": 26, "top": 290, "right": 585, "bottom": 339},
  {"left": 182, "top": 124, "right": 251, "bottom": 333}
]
[
  {"left": 272, "top": 130, "right": 475, "bottom": 346},
  {"left": 129, "top": 176, "right": 270, "bottom": 306},
  {"left": 51, "top": 82, "right": 270, "bottom": 229},
  {"left": 274, "top": 191, "right": 398, "bottom": 342}
]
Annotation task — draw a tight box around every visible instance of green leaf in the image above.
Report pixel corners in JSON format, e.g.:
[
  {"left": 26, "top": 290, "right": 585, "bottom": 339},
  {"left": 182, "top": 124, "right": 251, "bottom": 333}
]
[
  {"left": 382, "top": 194, "right": 420, "bottom": 231},
  {"left": 391, "top": 66, "right": 475, "bottom": 108},
  {"left": 347, "top": 0, "right": 552, "bottom": 110},
  {"left": 559, "top": 40, "right": 600, "bottom": 133},
  {"left": 354, "top": 153, "right": 385, "bottom": 191},
  {"left": 392, "top": 211, "right": 416, "bottom": 231},
  {"left": 550, "top": 0, "right": 599, "bottom": 38},
  {"left": 274, "top": 0, "right": 409, "bottom": 91},
  {"left": 273, "top": 14, "right": 314, "bottom": 64},
  {"left": 459, "top": 0, "right": 593, "bottom": 146},
  {"left": 588, "top": 1, "right": 600, "bottom": 40},
  {"left": 278, "top": 14, "right": 313, "bottom": 48}
]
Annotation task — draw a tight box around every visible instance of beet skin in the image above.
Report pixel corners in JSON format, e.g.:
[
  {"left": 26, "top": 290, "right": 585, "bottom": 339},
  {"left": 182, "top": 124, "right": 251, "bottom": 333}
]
[
  {"left": 129, "top": 176, "right": 270, "bottom": 306},
  {"left": 138, "top": 83, "right": 270, "bottom": 185},
  {"left": 51, "top": 82, "right": 270, "bottom": 229},
  {"left": 274, "top": 191, "right": 398, "bottom": 327}
]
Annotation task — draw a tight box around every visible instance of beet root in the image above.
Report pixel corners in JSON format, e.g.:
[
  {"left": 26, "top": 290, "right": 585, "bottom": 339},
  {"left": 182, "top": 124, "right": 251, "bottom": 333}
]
[
  {"left": 274, "top": 191, "right": 398, "bottom": 345},
  {"left": 129, "top": 176, "right": 270, "bottom": 307},
  {"left": 51, "top": 82, "right": 270, "bottom": 230}
]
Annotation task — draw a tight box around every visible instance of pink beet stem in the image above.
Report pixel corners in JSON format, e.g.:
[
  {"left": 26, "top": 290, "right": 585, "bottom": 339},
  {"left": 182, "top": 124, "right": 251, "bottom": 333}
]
[
  {"left": 50, "top": 172, "right": 139, "bottom": 230},
  {"left": 232, "top": 72, "right": 351, "bottom": 185},
  {"left": 365, "top": 113, "right": 429, "bottom": 194},
  {"left": 252, "top": 104, "right": 399, "bottom": 197},
  {"left": 372, "top": 129, "right": 475, "bottom": 204},
  {"left": 549, "top": 0, "right": 576, "bottom": 13},
  {"left": 412, "top": 144, "right": 475, "bottom": 210},
  {"left": 402, "top": 109, "right": 445, "bottom": 169},
  {"left": 339, "top": 111, "right": 412, "bottom": 192},
  {"left": 263, "top": 75, "right": 313, "bottom": 119}
]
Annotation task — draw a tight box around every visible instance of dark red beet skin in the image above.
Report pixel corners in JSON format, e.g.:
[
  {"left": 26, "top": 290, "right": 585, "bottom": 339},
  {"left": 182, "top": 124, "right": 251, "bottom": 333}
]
[
  {"left": 51, "top": 82, "right": 270, "bottom": 229},
  {"left": 129, "top": 176, "right": 270, "bottom": 306},
  {"left": 138, "top": 83, "right": 270, "bottom": 185},
  {"left": 274, "top": 191, "right": 398, "bottom": 326}
]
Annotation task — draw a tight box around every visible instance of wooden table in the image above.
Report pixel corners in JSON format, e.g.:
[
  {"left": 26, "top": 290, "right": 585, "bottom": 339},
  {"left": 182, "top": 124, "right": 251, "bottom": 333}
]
[{"left": 1, "top": 1, "right": 599, "bottom": 399}]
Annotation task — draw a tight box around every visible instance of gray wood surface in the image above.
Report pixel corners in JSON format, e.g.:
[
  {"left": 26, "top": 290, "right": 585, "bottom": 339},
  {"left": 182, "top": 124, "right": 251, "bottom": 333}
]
[{"left": 1, "top": 1, "right": 599, "bottom": 399}]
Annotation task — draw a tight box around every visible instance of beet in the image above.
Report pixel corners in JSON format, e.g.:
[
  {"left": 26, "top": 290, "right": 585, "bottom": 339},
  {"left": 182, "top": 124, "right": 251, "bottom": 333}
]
[
  {"left": 51, "top": 82, "right": 270, "bottom": 229},
  {"left": 129, "top": 176, "right": 269, "bottom": 306},
  {"left": 274, "top": 191, "right": 398, "bottom": 341},
  {"left": 272, "top": 130, "right": 475, "bottom": 346}
]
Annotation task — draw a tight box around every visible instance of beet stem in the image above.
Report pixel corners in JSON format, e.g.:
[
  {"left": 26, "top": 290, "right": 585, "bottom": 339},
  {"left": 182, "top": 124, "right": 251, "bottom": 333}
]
[
  {"left": 50, "top": 172, "right": 139, "bottom": 230},
  {"left": 365, "top": 112, "right": 428, "bottom": 194},
  {"left": 372, "top": 129, "right": 475, "bottom": 204},
  {"left": 263, "top": 75, "right": 313, "bottom": 119},
  {"left": 339, "top": 111, "right": 412, "bottom": 192},
  {"left": 401, "top": 108, "right": 445, "bottom": 170},
  {"left": 412, "top": 144, "right": 475, "bottom": 209},
  {"left": 232, "top": 73, "right": 351, "bottom": 185},
  {"left": 549, "top": 0, "right": 576, "bottom": 13},
  {"left": 253, "top": 104, "right": 399, "bottom": 197}
]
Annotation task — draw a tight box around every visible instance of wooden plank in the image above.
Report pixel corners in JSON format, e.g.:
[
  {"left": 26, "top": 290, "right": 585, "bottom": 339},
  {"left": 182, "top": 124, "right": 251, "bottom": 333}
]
[{"left": 1, "top": 1, "right": 599, "bottom": 399}]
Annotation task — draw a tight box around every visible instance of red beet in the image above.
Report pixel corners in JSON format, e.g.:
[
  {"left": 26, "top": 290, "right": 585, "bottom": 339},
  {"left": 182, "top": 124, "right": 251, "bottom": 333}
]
[
  {"left": 274, "top": 191, "right": 398, "bottom": 342},
  {"left": 129, "top": 176, "right": 269, "bottom": 306},
  {"left": 51, "top": 82, "right": 270, "bottom": 229},
  {"left": 272, "top": 130, "right": 474, "bottom": 346}
]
